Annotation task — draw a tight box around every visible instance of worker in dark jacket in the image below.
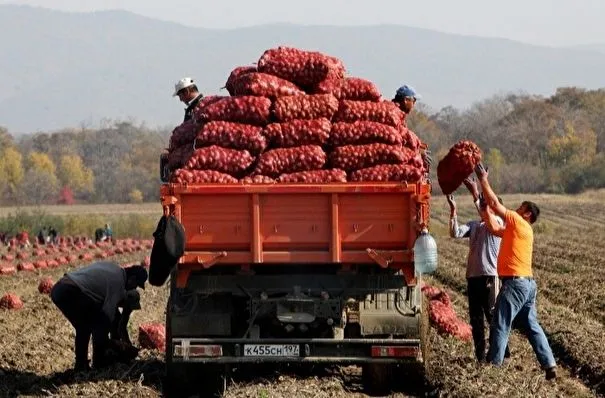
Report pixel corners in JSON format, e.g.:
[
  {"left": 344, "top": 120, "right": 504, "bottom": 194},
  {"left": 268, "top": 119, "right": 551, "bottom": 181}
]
[
  {"left": 50, "top": 262, "right": 148, "bottom": 371},
  {"left": 173, "top": 77, "right": 204, "bottom": 122}
]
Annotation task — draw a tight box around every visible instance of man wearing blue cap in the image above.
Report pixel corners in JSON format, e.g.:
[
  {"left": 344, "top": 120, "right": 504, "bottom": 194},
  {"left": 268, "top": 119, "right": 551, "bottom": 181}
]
[
  {"left": 393, "top": 85, "right": 432, "bottom": 167},
  {"left": 393, "top": 85, "right": 421, "bottom": 127}
]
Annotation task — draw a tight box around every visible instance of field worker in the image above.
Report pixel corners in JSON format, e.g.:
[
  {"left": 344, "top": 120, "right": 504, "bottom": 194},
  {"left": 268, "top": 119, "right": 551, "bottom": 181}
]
[
  {"left": 447, "top": 177, "right": 510, "bottom": 362},
  {"left": 16, "top": 230, "right": 31, "bottom": 248},
  {"left": 474, "top": 163, "right": 557, "bottom": 380},
  {"left": 393, "top": 84, "right": 432, "bottom": 167},
  {"left": 104, "top": 223, "right": 113, "bottom": 241},
  {"left": 50, "top": 262, "right": 148, "bottom": 371},
  {"left": 393, "top": 84, "right": 420, "bottom": 125},
  {"left": 173, "top": 77, "right": 204, "bottom": 122}
]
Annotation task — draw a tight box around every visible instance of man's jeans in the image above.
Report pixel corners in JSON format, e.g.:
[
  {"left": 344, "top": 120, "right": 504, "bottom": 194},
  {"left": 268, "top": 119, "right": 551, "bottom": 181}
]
[{"left": 487, "top": 278, "right": 556, "bottom": 368}]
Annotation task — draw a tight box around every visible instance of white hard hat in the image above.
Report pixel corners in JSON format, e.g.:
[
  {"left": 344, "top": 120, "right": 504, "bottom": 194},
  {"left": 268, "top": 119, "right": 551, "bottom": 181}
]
[{"left": 173, "top": 77, "right": 196, "bottom": 97}]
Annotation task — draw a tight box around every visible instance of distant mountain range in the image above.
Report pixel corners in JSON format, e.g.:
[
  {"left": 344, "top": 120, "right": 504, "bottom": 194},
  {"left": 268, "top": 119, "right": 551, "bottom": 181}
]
[{"left": 1, "top": 4, "right": 605, "bottom": 133}]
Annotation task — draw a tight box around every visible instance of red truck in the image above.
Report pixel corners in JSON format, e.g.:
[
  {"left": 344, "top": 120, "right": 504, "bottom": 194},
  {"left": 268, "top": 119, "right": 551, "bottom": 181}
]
[{"left": 159, "top": 174, "right": 437, "bottom": 396}]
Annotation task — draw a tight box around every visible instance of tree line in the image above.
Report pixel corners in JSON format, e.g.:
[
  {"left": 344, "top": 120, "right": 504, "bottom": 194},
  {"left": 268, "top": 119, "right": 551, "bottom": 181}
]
[
  {"left": 0, "top": 86, "right": 603, "bottom": 205},
  {"left": 0, "top": 121, "right": 170, "bottom": 205}
]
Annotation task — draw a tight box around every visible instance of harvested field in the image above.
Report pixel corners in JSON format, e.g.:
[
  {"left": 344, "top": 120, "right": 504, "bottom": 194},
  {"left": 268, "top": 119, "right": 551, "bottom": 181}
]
[
  {"left": 1, "top": 190, "right": 604, "bottom": 397},
  {"left": 0, "top": 203, "right": 160, "bottom": 217}
]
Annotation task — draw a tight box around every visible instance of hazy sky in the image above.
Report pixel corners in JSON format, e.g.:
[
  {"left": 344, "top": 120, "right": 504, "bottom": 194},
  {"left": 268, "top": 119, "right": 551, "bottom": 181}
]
[{"left": 2, "top": 0, "right": 604, "bottom": 47}]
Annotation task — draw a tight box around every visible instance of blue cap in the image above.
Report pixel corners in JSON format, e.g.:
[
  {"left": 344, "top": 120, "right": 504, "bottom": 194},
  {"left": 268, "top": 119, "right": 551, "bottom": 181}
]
[{"left": 395, "top": 85, "right": 421, "bottom": 100}]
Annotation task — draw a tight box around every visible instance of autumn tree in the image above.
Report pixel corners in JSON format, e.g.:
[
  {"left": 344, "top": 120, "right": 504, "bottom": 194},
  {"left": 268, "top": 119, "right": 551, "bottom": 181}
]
[
  {"left": 129, "top": 189, "right": 144, "bottom": 203},
  {"left": 0, "top": 147, "right": 24, "bottom": 203},
  {"left": 0, "top": 126, "right": 13, "bottom": 152},
  {"left": 57, "top": 154, "right": 94, "bottom": 196},
  {"left": 19, "top": 152, "right": 59, "bottom": 204},
  {"left": 483, "top": 148, "right": 505, "bottom": 191}
]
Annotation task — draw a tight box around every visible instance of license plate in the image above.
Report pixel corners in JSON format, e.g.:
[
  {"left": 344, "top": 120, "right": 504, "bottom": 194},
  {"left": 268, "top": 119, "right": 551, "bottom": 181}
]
[{"left": 243, "top": 344, "right": 300, "bottom": 357}]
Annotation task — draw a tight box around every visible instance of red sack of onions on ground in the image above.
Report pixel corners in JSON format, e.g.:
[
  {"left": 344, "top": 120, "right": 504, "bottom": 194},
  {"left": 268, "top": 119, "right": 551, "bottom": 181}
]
[
  {"left": 257, "top": 46, "right": 345, "bottom": 87},
  {"left": 224, "top": 66, "right": 257, "bottom": 95},
  {"left": 421, "top": 284, "right": 452, "bottom": 306},
  {"left": 184, "top": 146, "right": 254, "bottom": 175},
  {"left": 329, "top": 143, "right": 409, "bottom": 172},
  {"left": 38, "top": 277, "right": 54, "bottom": 295},
  {"left": 272, "top": 94, "right": 339, "bottom": 122},
  {"left": 277, "top": 169, "right": 348, "bottom": 183},
  {"left": 169, "top": 119, "right": 201, "bottom": 150},
  {"left": 171, "top": 169, "right": 239, "bottom": 184},
  {"left": 254, "top": 145, "right": 327, "bottom": 177},
  {"left": 20, "top": 262, "right": 37, "bottom": 271},
  {"left": 330, "top": 121, "right": 403, "bottom": 147},
  {"left": 15, "top": 252, "right": 28, "bottom": 260},
  {"left": 263, "top": 118, "right": 331, "bottom": 148},
  {"left": 0, "top": 293, "right": 23, "bottom": 310},
  {"left": 428, "top": 300, "right": 472, "bottom": 341},
  {"left": 232, "top": 72, "right": 305, "bottom": 99},
  {"left": 240, "top": 175, "right": 276, "bottom": 184},
  {"left": 0, "top": 265, "right": 16, "bottom": 275},
  {"left": 349, "top": 164, "right": 423, "bottom": 183},
  {"left": 437, "top": 140, "right": 482, "bottom": 195},
  {"left": 332, "top": 100, "right": 403, "bottom": 128},
  {"left": 138, "top": 323, "right": 166, "bottom": 352},
  {"left": 196, "top": 121, "right": 267, "bottom": 155},
  {"left": 197, "top": 96, "right": 271, "bottom": 126}
]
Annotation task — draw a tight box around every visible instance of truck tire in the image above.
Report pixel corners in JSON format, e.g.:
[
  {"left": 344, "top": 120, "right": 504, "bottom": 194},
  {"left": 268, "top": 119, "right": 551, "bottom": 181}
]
[
  {"left": 362, "top": 363, "right": 394, "bottom": 395},
  {"left": 419, "top": 293, "right": 431, "bottom": 380},
  {"left": 394, "top": 293, "right": 432, "bottom": 395},
  {"left": 164, "top": 296, "right": 227, "bottom": 397},
  {"left": 164, "top": 364, "right": 225, "bottom": 398}
]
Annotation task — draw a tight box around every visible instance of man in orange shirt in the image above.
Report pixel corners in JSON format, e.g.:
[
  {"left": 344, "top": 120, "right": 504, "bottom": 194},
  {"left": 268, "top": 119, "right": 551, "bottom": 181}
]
[{"left": 474, "top": 163, "right": 557, "bottom": 380}]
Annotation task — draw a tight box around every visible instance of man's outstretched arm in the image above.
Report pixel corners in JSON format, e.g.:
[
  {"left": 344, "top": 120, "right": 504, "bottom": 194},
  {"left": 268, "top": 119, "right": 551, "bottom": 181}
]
[{"left": 475, "top": 163, "right": 507, "bottom": 218}]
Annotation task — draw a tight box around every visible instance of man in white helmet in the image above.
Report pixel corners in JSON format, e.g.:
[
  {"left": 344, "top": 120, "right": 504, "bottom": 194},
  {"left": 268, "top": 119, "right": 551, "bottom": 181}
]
[{"left": 173, "top": 77, "right": 204, "bottom": 122}]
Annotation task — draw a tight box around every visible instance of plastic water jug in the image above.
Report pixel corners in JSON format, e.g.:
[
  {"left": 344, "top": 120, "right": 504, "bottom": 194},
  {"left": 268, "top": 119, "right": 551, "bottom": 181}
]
[{"left": 414, "top": 228, "right": 438, "bottom": 275}]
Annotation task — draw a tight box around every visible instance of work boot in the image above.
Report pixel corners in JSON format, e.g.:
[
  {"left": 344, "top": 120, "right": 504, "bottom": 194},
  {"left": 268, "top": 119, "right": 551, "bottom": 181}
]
[
  {"left": 545, "top": 366, "right": 557, "bottom": 380},
  {"left": 74, "top": 360, "right": 91, "bottom": 372}
]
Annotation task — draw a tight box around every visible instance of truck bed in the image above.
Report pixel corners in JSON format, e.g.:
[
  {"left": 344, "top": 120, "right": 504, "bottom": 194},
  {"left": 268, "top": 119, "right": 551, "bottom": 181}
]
[{"left": 161, "top": 181, "right": 431, "bottom": 287}]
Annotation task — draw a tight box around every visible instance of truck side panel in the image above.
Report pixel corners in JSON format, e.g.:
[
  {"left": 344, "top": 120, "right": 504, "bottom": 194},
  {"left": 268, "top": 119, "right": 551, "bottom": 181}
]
[{"left": 162, "top": 183, "right": 429, "bottom": 272}]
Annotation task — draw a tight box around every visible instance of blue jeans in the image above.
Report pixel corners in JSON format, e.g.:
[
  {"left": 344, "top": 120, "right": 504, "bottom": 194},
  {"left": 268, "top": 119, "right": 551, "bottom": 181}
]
[{"left": 487, "top": 278, "right": 556, "bottom": 368}]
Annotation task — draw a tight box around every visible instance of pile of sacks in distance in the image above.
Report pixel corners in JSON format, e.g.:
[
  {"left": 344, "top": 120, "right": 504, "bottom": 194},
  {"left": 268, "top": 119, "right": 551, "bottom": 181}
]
[{"left": 165, "top": 46, "right": 427, "bottom": 184}]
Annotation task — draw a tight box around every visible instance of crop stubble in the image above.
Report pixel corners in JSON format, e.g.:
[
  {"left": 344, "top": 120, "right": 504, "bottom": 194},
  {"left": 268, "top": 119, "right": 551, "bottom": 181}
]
[{"left": 1, "top": 191, "right": 604, "bottom": 397}]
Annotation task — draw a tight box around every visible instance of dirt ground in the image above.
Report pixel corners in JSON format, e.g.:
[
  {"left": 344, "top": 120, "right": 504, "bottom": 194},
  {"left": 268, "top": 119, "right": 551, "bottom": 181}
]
[
  {"left": 0, "top": 257, "right": 598, "bottom": 398},
  {"left": 1, "top": 192, "right": 604, "bottom": 397}
]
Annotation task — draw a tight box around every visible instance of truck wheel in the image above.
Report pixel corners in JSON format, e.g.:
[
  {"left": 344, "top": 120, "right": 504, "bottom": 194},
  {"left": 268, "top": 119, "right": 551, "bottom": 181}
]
[
  {"left": 394, "top": 295, "right": 432, "bottom": 395},
  {"left": 419, "top": 293, "right": 431, "bottom": 380},
  {"left": 362, "top": 363, "right": 394, "bottom": 395},
  {"left": 163, "top": 365, "right": 193, "bottom": 398},
  {"left": 164, "top": 364, "right": 225, "bottom": 398}
]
